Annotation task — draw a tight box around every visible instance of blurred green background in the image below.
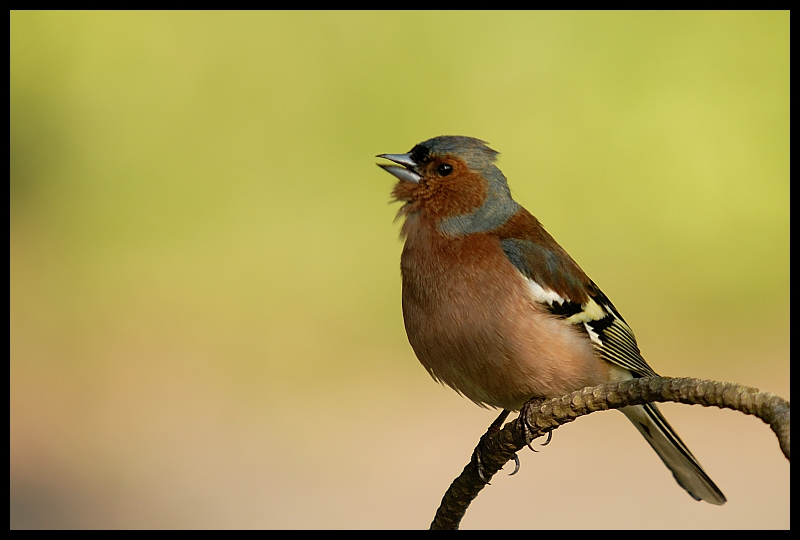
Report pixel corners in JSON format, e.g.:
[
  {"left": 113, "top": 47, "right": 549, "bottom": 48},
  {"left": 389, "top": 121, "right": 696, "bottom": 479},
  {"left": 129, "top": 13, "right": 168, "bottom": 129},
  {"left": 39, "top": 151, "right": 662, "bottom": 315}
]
[{"left": 10, "top": 11, "right": 788, "bottom": 529}]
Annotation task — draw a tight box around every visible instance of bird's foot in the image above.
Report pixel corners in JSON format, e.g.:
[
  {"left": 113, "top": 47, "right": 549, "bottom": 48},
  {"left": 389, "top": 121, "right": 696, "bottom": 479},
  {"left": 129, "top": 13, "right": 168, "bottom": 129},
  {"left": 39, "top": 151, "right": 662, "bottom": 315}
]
[{"left": 517, "top": 397, "right": 551, "bottom": 452}]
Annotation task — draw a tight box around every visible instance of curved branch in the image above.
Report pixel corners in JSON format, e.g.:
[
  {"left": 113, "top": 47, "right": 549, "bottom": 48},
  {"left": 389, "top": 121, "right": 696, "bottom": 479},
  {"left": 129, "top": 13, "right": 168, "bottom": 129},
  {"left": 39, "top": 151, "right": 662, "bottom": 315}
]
[{"left": 429, "top": 377, "right": 790, "bottom": 530}]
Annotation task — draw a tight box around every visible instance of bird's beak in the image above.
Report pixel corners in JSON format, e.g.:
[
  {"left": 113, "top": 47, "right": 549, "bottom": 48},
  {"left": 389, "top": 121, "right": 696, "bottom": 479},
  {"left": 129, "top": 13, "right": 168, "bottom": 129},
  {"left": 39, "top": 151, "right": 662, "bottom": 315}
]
[{"left": 376, "top": 153, "right": 421, "bottom": 184}]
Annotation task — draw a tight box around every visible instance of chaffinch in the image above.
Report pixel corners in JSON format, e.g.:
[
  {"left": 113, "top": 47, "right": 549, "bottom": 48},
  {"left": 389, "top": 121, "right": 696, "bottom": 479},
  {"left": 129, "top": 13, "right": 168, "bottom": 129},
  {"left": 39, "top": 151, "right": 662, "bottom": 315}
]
[{"left": 377, "top": 135, "right": 725, "bottom": 505}]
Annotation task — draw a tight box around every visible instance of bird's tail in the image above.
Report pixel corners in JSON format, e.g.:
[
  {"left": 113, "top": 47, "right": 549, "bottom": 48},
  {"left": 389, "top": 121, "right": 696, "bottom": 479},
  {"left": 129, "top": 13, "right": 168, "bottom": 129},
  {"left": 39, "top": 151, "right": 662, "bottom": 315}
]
[{"left": 621, "top": 403, "right": 726, "bottom": 505}]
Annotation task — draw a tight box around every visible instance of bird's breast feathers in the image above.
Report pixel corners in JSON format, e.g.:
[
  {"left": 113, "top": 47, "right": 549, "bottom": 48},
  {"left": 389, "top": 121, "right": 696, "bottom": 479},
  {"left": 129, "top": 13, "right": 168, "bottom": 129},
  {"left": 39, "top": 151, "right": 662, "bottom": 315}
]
[{"left": 399, "top": 218, "right": 626, "bottom": 409}]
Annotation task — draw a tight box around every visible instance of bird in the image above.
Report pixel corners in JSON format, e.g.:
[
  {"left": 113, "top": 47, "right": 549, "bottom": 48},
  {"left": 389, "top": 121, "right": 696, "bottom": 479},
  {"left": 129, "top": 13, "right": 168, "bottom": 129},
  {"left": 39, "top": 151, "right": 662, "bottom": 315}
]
[{"left": 376, "top": 135, "right": 726, "bottom": 505}]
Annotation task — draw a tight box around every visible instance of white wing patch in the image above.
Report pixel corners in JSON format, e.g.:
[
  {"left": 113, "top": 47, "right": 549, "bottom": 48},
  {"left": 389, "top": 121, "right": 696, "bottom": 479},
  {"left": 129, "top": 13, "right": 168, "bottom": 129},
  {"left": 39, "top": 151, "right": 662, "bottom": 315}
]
[
  {"left": 525, "top": 278, "right": 565, "bottom": 306},
  {"left": 523, "top": 276, "right": 605, "bottom": 346}
]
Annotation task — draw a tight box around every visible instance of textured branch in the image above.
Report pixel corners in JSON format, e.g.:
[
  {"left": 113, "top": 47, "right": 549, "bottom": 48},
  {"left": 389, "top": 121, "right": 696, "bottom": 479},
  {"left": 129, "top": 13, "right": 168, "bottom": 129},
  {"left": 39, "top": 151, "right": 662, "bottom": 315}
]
[{"left": 429, "top": 377, "right": 790, "bottom": 530}]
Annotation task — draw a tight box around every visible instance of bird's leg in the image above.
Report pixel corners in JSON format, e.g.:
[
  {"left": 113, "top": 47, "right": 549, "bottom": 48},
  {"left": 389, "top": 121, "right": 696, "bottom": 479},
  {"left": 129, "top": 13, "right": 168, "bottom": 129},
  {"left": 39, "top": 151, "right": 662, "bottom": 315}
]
[
  {"left": 471, "top": 410, "right": 511, "bottom": 483},
  {"left": 486, "top": 409, "right": 511, "bottom": 434},
  {"left": 517, "top": 397, "right": 548, "bottom": 452}
]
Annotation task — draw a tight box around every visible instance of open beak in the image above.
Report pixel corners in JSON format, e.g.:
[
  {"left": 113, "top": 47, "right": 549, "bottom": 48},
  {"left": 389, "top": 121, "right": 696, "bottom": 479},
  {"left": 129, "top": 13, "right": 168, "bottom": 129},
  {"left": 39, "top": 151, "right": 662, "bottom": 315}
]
[{"left": 376, "top": 153, "right": 421, "bottom": 183}]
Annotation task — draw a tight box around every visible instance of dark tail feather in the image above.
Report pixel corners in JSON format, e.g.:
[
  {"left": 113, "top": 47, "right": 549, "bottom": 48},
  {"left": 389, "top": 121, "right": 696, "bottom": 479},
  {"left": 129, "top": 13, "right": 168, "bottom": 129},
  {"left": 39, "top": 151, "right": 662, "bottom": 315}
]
[{"left": 621, "top": 403, "right": 726, "bottom": 505}]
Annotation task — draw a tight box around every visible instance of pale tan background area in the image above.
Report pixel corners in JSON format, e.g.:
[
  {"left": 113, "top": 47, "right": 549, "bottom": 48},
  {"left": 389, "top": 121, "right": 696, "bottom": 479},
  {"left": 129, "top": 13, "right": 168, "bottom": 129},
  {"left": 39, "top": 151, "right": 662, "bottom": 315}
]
[{"left": 11, "top": 11, "right": 788, "bottom": 528}]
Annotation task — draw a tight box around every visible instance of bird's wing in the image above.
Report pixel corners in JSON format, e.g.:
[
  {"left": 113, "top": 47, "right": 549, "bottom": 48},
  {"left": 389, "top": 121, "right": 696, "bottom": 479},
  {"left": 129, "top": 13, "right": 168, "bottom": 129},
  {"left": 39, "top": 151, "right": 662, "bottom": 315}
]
[{"left": 500, "top": 236, "right": 658, "bottom": 378}]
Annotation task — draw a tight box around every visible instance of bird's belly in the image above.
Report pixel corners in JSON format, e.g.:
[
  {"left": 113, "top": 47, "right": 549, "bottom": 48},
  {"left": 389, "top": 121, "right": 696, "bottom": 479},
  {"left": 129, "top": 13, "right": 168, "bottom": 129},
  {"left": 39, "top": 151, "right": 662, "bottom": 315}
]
[{"left": 401, "top": 254, "right": 610, "bottom": 411}]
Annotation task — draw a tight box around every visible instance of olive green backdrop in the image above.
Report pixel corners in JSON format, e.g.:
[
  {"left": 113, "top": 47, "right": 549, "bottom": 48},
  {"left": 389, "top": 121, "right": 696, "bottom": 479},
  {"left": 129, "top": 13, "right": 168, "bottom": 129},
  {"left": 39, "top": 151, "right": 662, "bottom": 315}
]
[{"left": 11, "top": 11, "right": 788, "bottom": 529}]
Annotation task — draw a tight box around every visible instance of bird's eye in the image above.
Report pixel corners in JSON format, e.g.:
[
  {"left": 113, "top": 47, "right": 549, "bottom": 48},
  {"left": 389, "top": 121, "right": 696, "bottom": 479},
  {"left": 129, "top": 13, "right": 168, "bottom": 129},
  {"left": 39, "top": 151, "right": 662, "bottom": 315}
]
[{"left": 437, "top": 163, "right": 453, "bottom": 176}]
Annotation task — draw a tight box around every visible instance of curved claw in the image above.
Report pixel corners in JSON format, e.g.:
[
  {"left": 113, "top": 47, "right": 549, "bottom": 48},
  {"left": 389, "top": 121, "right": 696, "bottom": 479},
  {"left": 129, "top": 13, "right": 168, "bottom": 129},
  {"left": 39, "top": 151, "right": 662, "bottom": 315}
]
[
  {"left": 509, "top": 454, "right": 521, "bottom": 476},
  {"left": 541, "top": 430, "right": 553, "bottom": 447}
]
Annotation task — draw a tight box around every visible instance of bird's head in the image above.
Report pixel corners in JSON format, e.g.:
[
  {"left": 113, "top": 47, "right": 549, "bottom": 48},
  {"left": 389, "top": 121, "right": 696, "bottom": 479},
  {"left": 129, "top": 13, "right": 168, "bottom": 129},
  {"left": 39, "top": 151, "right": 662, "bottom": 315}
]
[{"left": 377, "top": 136, "right": 520, "bottom": 237}]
